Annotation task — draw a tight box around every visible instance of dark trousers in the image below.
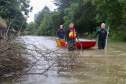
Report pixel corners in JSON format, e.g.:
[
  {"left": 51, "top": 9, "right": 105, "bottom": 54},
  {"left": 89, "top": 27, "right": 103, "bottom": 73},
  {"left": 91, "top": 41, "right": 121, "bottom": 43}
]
[
  {"left": 98, "top": 39, "right": 106, "bottom": 49},
  {"left": 68, "top": 39, "right": 76, "bottom": 50}
]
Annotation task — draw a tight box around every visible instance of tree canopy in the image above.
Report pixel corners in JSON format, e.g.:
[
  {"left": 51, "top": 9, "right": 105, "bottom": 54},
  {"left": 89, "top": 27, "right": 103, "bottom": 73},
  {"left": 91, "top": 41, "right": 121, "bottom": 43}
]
[
  {"left": 0, "top": 0, "right": 31, "bottom": 31},
  {"left": 27, "top": 0, "right": 126, "bottom": 41}
]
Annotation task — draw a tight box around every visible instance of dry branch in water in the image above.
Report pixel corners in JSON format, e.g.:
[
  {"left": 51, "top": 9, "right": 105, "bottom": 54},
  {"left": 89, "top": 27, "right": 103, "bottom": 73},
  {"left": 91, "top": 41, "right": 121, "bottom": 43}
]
[
  {"left": 0, "top": 39, "right": 28, "bottom": 78},
  {"left": 0, "top": 36, "right": 80, "bottom": 79},
  {"left": 18, "top": 41, "right": 80, "bottom": 76}
]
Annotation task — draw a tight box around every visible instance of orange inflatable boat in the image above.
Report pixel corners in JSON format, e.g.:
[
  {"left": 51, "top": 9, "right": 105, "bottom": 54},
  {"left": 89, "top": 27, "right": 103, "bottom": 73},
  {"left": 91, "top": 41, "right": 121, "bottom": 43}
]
[{"left": 56, "top": 39, "right": 96, "bottom": 49}]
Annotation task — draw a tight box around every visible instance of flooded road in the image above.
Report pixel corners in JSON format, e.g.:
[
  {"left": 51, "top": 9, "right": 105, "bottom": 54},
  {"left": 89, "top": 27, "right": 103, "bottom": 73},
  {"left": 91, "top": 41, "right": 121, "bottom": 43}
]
[{"left": 1, "top": 36, "right": 126, "bottom": 84}]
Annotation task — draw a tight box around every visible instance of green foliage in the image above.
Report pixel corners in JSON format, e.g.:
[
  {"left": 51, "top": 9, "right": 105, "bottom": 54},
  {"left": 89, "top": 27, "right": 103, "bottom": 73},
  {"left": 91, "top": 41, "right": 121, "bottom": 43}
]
[
  {"left": 54, "top": 0, "right": 97, "bottom": 34},
  {"left": 51, "top": 11, "right": 63, "bottom": 32},
  {"left": 63, "top": 3, "right": 78, "bottom": 28},
  {"left": 74, "top": 1, "right": 97, "bottom": 33},
  {"left": 24, "top": 22, "right": 36, "bottom": 35},
  {"left": 35, "top": 7, "right": 54, "bottom": 36},
  {"left": 0, "top": 0, "right": 30, "bottom": 32},
  {"left": 29, "top": 0, "right": 126, "bottom": 41},
  {"left": 34, "top": 6, "right": 65, "bottom": 36}
]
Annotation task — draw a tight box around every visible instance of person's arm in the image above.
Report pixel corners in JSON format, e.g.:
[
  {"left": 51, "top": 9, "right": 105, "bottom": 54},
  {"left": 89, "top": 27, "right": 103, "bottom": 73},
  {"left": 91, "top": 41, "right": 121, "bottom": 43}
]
[
  {"left": 63, "top": 30, "right": 65, "bottom": 38},
  {"left": 94, "top": 27, "right": 100, "bottom": 38},
  {"left": 75, "top": 30, "right": 79, "bottom": 39},
  {"left": 105, "top": 30, "right": 107, "bottom": 39},
  {"left": 94, "top": 30, "right": 99, "bottom": 38}
]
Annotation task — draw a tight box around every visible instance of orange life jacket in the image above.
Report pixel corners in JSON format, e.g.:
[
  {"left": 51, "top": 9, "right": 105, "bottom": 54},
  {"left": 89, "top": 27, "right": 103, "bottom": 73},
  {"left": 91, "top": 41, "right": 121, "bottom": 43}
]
[{"left": 68, "top": 28, "right": 77, "bottom": 39}]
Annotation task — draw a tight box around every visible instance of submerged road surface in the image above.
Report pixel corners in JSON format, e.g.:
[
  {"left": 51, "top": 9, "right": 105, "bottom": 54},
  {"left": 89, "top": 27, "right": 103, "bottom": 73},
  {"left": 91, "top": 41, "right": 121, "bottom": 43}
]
[{"left": 1, "top": 36, "right": 126, "bottom": 84}]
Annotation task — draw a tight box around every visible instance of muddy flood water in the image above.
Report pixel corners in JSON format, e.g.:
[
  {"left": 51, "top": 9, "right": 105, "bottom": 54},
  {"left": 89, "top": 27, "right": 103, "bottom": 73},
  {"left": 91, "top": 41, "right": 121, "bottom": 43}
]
[{"left": 1, "top": 36, "right": 126, "bottom": 84}]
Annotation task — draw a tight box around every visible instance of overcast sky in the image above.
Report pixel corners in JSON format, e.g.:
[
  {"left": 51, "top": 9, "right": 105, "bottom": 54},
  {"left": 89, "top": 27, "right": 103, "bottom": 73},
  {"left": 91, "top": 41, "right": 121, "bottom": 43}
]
[{"left": 27, "top": 0, "right": 57, "bottom": 22}]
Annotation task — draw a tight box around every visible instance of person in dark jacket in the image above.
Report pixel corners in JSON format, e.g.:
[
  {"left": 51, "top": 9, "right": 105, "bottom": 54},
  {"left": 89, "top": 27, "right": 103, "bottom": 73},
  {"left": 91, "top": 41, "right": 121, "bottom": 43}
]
[
  {"left": 96, "top": 23, "right": 107, "bottom": 49},
  {"left": 57, "top": 25, "right": 65, "bottom": 39},
  {"left": 66, "top": 23, "right": 77, "bottom": 50}
]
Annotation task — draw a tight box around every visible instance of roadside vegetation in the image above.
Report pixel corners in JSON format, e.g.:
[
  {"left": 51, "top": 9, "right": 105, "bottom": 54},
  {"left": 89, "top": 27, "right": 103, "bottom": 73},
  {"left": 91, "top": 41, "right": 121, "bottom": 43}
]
[{"left": 0, "top": 0, "right": 31, "bottom": 78}]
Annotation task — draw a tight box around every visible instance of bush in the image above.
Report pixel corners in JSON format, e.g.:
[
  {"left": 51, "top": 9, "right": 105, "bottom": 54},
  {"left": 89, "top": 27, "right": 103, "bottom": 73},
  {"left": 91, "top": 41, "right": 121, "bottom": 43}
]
[
  {"left": 110, "top": 30, "right": 126, "bottom": 42},
  {"left": 0, "top": 40, "right": 28, "bottom": 78}
]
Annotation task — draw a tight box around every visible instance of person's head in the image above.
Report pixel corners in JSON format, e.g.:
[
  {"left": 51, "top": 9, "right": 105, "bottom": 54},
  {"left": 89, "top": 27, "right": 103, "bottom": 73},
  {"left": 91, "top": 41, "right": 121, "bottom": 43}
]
[
  {"left": 101, "top": 23, "right": 106, "bottom": 29},
  {"left": 60, "top": 25, "right": 63, "bottom": 29},
  {"left": 69, "top": 22, "right": 74, "bottom": 28}
]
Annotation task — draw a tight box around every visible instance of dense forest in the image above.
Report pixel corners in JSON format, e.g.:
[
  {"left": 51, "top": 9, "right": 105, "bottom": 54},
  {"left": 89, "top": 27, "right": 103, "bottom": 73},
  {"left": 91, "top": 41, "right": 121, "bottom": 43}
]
[
  {"left": 0, "top": 0, "right": 126, "bottom": 41},
  {"left": 27, "top": 0, "right": 125, "bottom": 41}
]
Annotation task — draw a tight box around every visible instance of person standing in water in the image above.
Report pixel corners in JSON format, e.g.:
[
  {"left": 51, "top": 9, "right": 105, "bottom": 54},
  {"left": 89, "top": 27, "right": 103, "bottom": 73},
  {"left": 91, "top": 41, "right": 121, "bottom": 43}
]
[
  {"left": 96, "top": 23, "right": 107, "bottom": 49},
  {"left": 56, "top": 25, "right": 66, "bottom": 47},
  {"left": 66, "top": 23, "right": 77, "bottom": 50},
  {"left": 57, "top": 25, "right": 65, "bottom": 39}
]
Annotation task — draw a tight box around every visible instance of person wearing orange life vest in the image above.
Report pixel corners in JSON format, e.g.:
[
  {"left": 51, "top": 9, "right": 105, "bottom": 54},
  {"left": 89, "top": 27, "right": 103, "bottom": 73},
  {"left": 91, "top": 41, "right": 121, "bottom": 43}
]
[{"left": 66, "top": 22, "right": 77, "bottom": 50}]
